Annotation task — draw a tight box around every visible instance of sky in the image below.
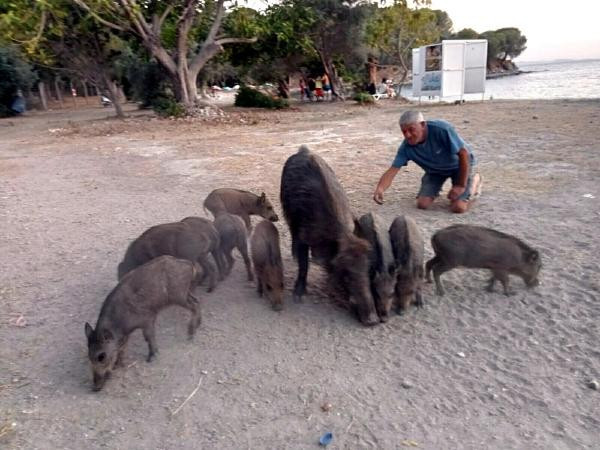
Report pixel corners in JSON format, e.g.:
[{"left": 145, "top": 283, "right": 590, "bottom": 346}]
[{"left": 428, "top": 0, "right": 600, "bottom": 62}]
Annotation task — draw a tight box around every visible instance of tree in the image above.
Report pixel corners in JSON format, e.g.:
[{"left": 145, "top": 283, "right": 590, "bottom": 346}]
[
  {"left": 495, "top": 27, "right": 527, "bottom": 61},
  {"left": 308, "top": 0, "right": 374, "bottom": 99},
  {"left": 365, "top": 3, "right": 441, "bottom": 84},
  {"left": 72, "top": 0, "right": 258, "bottom": 106},
  {"left": 0, "top": 46, "right": 37, "bottom": 117},
  {"left": 233, "top": 2, "right": 318, "bottom": 97},
  {"left": 1, "top": 1, "right": 130, "bottom": 117},
  {"left": 453, "top": 28, "right": 479, "bottom": 40}
]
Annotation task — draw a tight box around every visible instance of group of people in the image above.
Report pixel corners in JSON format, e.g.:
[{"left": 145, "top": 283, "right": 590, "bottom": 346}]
[{"left": 299, "top": 73, "right": 332, "bottom": 102}]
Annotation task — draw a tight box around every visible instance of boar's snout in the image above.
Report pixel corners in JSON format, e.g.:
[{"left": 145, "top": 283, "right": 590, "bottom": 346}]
[
  {"left": 92, "top": 371, "right": 109, "bottom": 391},
  {"left": 269, "top": 213, "right": 279, "bottom": 222},
  {"left": 272, "top": 302, "right": 284, "bottom": 312},
  {"left": 361, "top": 310, "right": 380, "bottom": 327}
]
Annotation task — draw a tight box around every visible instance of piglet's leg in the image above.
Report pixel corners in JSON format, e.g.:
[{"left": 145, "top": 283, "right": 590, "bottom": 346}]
[{"left": 142, "top": 321, "right": 158, "bottom": 362}]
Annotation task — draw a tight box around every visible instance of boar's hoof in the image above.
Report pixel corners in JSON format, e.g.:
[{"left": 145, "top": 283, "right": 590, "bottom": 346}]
[
  {"left": 436, "top": 287, "right": 445, "bottom": 296},
  {"left": 147, "top": 351, "right": 158, "bottom": 363},
  {"left": 361, "top": 311, "right": 380, "bottom": 327},
  {"left": 272, "top": 303, "right": 284, "bottom": 312},
  {"left": 378, "top": 313, "right": 390, "bottom": 323},
  {"left": 504, "top": 289, "right": 516, "bottom": 297},
  {"left": 293, "top": 294, "right": 304, "bottom": 304}
]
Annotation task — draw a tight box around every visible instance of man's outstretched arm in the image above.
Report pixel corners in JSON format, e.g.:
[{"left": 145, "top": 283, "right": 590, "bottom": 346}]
[{"left": 373, "top": 166, "right": 400, "bottom": 204}]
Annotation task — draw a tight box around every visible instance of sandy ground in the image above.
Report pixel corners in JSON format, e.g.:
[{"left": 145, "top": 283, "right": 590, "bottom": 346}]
[{"left": 1, "top": 97, "right": 599, "bottom": 449}]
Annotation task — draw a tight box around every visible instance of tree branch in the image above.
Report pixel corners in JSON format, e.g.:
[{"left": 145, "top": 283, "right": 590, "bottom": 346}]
[
  {"left": 204, "top": 0, "right": 226, "bottom": 44},
  {"left": 72, "top": 0, "right": 127, "bottom": 31},
  {"left": 214, "top": 37, "right": 258, "bottom": 46},
  {"left": 153, "top": 5, "right": 174, "bottom": 35}
]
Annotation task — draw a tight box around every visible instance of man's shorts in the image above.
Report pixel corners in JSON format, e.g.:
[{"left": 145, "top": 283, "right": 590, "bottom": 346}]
[{"left": 418, "top": 169, "right": 475, "bottom": 202}]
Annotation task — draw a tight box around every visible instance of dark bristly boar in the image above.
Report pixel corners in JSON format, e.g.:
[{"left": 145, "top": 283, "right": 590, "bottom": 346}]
[
  {"left": 280, "top": 145, "right": 379, "bottom": 326},
  {"left": 117, "top": 219, "right": 219, "bottom": 292},
  {"left": 203, "top": 188, "right": 279, "bottom": 231},
  {"left": 251, "top": 220, "right": 285, "bottom": 311},
  {"left": 180, "top": 216, "right": 226, "bottom": 280},
  {"left": 85, "top": 256, "right": 202, "bottom": 391},
  {"left": 355, "top": 212, "right": 396, "bottom": 322},
  {"left": 213, "top": 213, "right": 253, "bottom": 281},
  {"left": 426, "top": 224, "right": 542, "bottom": 296},
  {"left": 389, "top": 215, "right": 425, "bottom": 314}
]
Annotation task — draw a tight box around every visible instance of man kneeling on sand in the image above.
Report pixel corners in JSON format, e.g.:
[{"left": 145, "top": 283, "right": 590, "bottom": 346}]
[{"left": 373, "top": 110, "right": 482, "bottom": 214}]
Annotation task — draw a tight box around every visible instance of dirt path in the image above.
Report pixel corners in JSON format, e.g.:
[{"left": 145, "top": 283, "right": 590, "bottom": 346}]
[{"left": 1, "top": 99, "right": 599, "bottom": 449}]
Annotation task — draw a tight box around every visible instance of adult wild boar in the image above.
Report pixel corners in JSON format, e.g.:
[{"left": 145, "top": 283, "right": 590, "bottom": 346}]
[
  {"left": 426, "top": 224, "right": 542, "bottom": 296},
  {"left": 251, "top": 220, "right": 285, "bottom": 311},
  {"left": 355, "top": 212, "right": 396, "bottom": 322},
  {"left": 389, "top": 215, "right": 424, "bottom": 314},
  {"left": 280, "top": 145, "right": 379, "bottom": 326},
  {"left": 85, "top": 256, "right": 202, "bottom": 391},
  {"left": 213, "top": 213, "right": 253, "bottom": 281},
  {"left": 203, "top": 188, "right": 279, "bottom": 231},
  {"left": 117, "top": 219, "right": 219, "bottom": 291}
]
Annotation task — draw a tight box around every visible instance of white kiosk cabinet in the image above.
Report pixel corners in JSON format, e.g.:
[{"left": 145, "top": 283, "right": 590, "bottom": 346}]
[{"left": 412, "top": 39, "right": 487, "bottom": 100}]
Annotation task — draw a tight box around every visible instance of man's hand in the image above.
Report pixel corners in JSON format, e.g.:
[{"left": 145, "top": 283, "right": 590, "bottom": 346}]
[
  {"left": 447, "top": 185, "right": 465, "bottom": 201},
  {"left": 373, "top": 189, "right": 385, "bottom": 205}
]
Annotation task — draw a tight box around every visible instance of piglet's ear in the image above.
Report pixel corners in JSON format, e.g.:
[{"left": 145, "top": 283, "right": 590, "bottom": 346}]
[
  {"left": 85, "top": 322, "right": 94, "bottom": 339},
  {"left": 258, "top": 192, "right": 266, "bottom": 204}
]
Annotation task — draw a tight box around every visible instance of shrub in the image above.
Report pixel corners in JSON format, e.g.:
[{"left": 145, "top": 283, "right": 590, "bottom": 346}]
[
  {"left": 353, "top": 92, "right": 374, "bottom": 105},
  {"left": 234, "top": 85, "right": 288, "bottom": 109},
  {"left": 152, "top": 96, "right": 185, "bottom": 118}
]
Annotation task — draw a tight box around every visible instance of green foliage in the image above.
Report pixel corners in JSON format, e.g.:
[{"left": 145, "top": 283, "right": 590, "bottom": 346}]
[
  {"left": 495, "top": 27, "right": 527, "bottom": 60},
  {"left": 234, "top": 85, "right": 288, "bottom": 109},
  {"left": 152, "top": 95, "right": 186, "bottom": 117},
  {"left": 453, "top": 28, "right": 479, "bottom": 40},
  {"left": 353, "top": 91, "right": 374, "bottom": 105},
  {"left": 0, "top": 46, "right": 37, "bottom": 117},
  {"left": 365, "top": 4, "right": 444, "bottom": 69},
  {"left": 118, "top": 53, "right": 170, "bottom": 107}
]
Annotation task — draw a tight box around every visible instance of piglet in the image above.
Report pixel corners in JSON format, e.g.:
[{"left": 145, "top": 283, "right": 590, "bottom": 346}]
[
  {"left": 251, "top": 220, "right": 285, "bottom": 311},
  {"left": 426, "top": 224, "right": 542, "bottom": 296},
  {"left": 85, "top": 256, "right": 202, "bottom": 391}
]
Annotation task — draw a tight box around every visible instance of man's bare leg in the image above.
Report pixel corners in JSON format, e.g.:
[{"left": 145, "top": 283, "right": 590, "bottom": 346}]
[{"left": 417, "top": 196, "right": 435, "bottom": 210}]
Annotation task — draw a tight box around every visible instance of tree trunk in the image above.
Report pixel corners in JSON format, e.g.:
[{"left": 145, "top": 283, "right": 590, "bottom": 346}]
[
  {"left": 54, "top": 76, "right": 63, "bottom": 107},
  {"left": 38, "top": 81, "right": 48, "bottom": 110},
  {"left": 82, "top": 81, "right": 89, "bottom": 105},
  {"left": 103, "top": 76, "right": 124, "bottom": 118},
  {"left": 277, "top": 78, "right": 290, "bottom": 99},
  {"left": 319, "top": 53, "right": 344, "bottom": 100},
  {"left": 185, "top": 71, "right": 198, "bottom": 104}
]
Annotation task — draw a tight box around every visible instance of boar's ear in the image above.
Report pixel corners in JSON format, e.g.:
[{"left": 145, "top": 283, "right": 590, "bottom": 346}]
[
  {"left": 257, "top": 192, "right": 266, "bottom": 205},
  {"left": 527, "top": 250, "right": 540, "bottom": 263},
  {"left": 101, "top": 329, "right": 114, "bottom": 341},
  {"left": 85, "top": 322, "right": 94, "bottom": 339}
]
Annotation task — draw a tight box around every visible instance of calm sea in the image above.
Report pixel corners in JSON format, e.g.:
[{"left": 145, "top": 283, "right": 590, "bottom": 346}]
[{"left": 402, "top": 59, "right": 600, "bottom": 100}]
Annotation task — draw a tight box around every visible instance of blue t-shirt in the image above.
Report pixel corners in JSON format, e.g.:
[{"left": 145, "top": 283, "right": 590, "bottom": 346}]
[{"left": 392, "top": 120, "right": 474, "bottom": 175}]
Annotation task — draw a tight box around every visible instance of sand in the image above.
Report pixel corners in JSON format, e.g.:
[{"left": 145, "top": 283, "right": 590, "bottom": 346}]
[{"left": 0, "top": 98, "right": 599, "bottom": 449}]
